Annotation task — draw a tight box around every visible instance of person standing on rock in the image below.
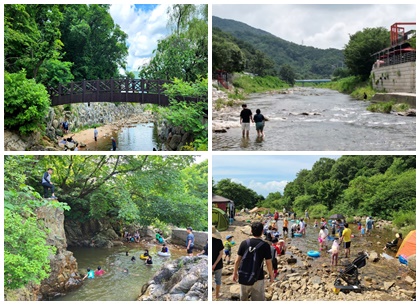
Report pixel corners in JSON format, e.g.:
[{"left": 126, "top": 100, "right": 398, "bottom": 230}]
[
  {"left": 240, "top": 104, "right": 253, "bottom": 138},
  {"left": 94, "top": 127, "right": 98, "bottom": 142},
  {"left": 62, "top": 120, "right": 69, "bottom": 134},
  {"left": 233, "top": 222, "right": 274, "bottom": 301},
  {"left": 41, "top": 168, "right": 57, "bottom": 199},
  {"left": 186, "top": 227, "right": 195, "bottom": 256},
  {"left": 111, "top": 137, "right": 117, "bottom": 151},
  {"left": 212, "top": 227, "right": 224, "bottom": 300}
]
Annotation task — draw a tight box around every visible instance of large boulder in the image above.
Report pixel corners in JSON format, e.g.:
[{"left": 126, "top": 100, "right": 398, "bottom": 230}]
[{"left": 138, "top": 256, "right": 208, "bottom": 301}]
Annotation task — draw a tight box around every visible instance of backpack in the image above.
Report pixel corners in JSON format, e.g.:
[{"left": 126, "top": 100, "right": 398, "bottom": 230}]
[{"left": 238, "top": 239, "right": 265, "bottom": 286}]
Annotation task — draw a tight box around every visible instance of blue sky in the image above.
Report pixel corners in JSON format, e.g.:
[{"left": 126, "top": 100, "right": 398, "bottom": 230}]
[
  {"left": 213, "top": 155, "right": 340, "bottom": 197},
  {"left": 109, "top": 4, "right": 170, "bottom": 72},
  {"left": 213, "top": 4, "right": 416, "bottom": 49}
]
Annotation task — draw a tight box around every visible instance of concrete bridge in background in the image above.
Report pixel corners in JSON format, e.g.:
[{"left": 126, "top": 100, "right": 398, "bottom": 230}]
[{"left": 295, "top": 79, "right": 331, "bottom": 86}]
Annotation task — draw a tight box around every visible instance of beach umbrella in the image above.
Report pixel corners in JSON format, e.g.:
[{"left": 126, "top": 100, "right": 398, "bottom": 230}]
[{"left": 329, "top": 214, "right": 345, "bottom": 220}]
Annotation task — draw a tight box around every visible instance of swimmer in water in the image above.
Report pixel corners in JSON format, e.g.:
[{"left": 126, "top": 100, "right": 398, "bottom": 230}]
[
  {"left": 131, "top": 256, "right": 136, "bottom": 262},
  {"left": 145, "top": 255, "right": 153, "bottom": 265}
]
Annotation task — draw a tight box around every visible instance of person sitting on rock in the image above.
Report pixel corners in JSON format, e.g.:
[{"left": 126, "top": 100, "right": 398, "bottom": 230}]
[
  {"left": 161, "top": 243, "right": 169, "bottom": 253},
  {"left": 145, "top": 256, "right": 153, "bottom": 265},
  {"left": 383, "top": 233, "right": 403, "bottom": 251},
  {"left": 134, "top": 231, "right": 140, "bottom": 243},
  {"left": 82, "top": 268, "right": 95, "bottom": 280},
  {"left": 94, "top": 266, "right": 105, "bottom": 276}
]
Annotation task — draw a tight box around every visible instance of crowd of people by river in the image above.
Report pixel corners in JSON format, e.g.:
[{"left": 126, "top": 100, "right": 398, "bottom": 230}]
[{"left": 212, "top": 210, "right": 408, "bottom": 301}]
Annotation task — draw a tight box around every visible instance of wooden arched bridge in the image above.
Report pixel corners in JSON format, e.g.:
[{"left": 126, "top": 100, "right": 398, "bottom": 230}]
[{"left": 48, "top": 78, "right": 205, "bottom": 106}]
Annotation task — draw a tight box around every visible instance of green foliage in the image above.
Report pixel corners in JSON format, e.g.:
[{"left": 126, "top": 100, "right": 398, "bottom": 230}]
[
  {"left": 140, "top": 5, "right": 207, "bottom": 82},
  {"left": 5, "top": 155, "right": 207, "bottom": 231},
  {"left": 214, "top": 178, "right": 264, "bottom": 209},
  {"left": 36, "top": 59, "right": 74, "bottom": 88},
  {"left": 367, "top": 101, "right": 394, "bottom": 113},
  {"left": 392, "top": 210, "right": 416, "bottom": 235},
  {"left": 319, "top": 76, "right": 365, "bottom": 94},
  {"left": 4, "top": 210, "right": 55, "bottom": 290},
  {"left": 4, "top": 4, "right": 64, "bottom": 78},
  {"left": 159, "top": 78, "right": 208, "bottom": 150},
  {"left": 279, "top": 64, "right": 296, "bottom": 86},
  {"left": 4, "top": 70, "right": 51, "bottom": 134},
  {"left": 213, "top": 16, "right": 344, "bottom": 79},
  {"left": 343, "top": 27, "right": 389, "bottom": 80},
  {"left": 232, "top": 74, "right": 288, "bottom": 94},
  {"left": 59, "top": 4, "right": 128, "bottom": 80},
  {"left": 350, "top": 86, "right": 376, "bottom": 100},
  {"left": 308, "top": 204, "right": 329, "bottom": 219}
]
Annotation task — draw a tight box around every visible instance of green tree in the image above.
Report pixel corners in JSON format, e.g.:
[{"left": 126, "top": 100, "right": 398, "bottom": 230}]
[
  {"left": 4, "top": 70, "right": 50, "bottom": 134},
  {"left": 4, "top": 210, "right": 56, "bottom": 290},
  {"left": 59, "top": 4, "right": 128, "bottom": 80},
  {"left": 279, "top": 64, "right": 296, "bottom": 86},
  {"left": 343, "top": 27, "right": 389, "bottom": 80},
  {"left": 214, "top": 179, "right": 263, "bottom": 209},
  {"left": 4, "top": 4, "right": 64, "bottom": 79}
]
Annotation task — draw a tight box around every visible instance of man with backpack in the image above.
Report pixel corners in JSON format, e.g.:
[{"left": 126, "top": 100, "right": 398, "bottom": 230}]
[{"left": 232, "top": 222, "right": 274, "bottom": 301}]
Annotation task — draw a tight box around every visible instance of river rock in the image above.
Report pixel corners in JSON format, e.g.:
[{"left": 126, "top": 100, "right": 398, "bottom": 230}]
[
  {"left": 369, "top": 251, "right": 379, "bottom": 262},
  {"left": 405, "top": 275, "right": 414, "bottom": 285},
  {"left": 168, "top": 134, "right": 182, "bottom": 150},
  {"left": 138, "top": 256, "right": 208, "bottom": 301},
  {"left": 407, "top": 254, "right": 416, "bottom": 271},
  {"left": 230, "top": 284, "right": 240, "bottom": 299},
  {"left": 384, "top": 281, "right": 395, "bottom": 290},
  {"left": 240, "top": 225, "right": 252, "bottom": 236}
]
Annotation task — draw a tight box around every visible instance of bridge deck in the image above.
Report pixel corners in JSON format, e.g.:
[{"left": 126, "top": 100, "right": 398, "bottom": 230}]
[{"left": 48, "top": 79, "right": 205, "bottom": 106}]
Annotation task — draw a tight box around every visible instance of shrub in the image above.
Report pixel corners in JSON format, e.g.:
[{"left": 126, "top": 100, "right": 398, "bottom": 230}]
[{"left": 4, "top": 70, "right": 50, "bottom": 134}]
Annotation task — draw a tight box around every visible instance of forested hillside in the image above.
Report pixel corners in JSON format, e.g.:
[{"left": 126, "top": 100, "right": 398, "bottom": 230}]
[
  {"left": 214, "top": 156, "right": 415, "bottom": 232},
  {"left": 213, "top": 16, "right": 344, "bottom": 79}
]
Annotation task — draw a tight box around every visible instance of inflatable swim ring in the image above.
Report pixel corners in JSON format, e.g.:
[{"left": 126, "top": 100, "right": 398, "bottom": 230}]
[
  {"left": 157, "top": 251, "right": 171, "bottom": 257},
  {"left": 307, "top": 250, "right": 320, "bottom": 258},
  {"left": 294, "top": 233, "right": 302, "bottom": 237},
  {"left": 140, "top": 254, "right": 148, "bottom": 260}
]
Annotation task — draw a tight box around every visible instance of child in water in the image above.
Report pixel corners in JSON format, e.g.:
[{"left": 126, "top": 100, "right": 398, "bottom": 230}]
[
  {"left": 143, "top": 250, "right": 149, "bottom": 257},
  {"left": 329, "top": 240, "right": 340, "bottom": 266},
  {"left": 161, "top": 243, "right": 169, "bottom": 253},
  {"left": 82, "top": 268, "right": 95, "bottom": 280},
  {"left": 145, "top": 256, "right": 153, "bottom": 265},
  {"left": 131, "top": 256, "right": 136, "bottom": 262}
]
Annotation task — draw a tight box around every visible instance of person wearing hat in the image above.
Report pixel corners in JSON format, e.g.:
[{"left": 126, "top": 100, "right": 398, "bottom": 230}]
[
  {"left": 212, "top": 226, "right": 224, "bottom": 300},
  {"left": 223, "top": 235, "right": 235, "bottom": 264},
  {"left": 186, "top": 227, "right": 195, "bottom": 256},
  {"left": 383, "top": 233, "right": 403, "bottom": 251}
]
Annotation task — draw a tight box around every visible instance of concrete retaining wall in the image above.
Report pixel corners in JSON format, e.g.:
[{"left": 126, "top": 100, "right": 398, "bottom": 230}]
[
  {"left": 371, "top": 62, "right": 416, "bottom": 93},
  {"left": 171, "top": 228, "right": 208, "bottom": 250}
]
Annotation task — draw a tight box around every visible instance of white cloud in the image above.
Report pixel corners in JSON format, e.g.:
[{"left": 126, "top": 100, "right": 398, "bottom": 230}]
[
  {"left": 248, "top": 180, "right": 289, "bottom": 196},
  {"left": 213, "top": 4, "right": 416, "bottom": 49},
  {"left": 110, "top": 4, "right": 170, "bottom": 72}
]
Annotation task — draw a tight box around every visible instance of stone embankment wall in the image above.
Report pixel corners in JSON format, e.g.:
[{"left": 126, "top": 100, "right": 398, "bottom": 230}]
[
  {"left": 46, "top": 102, "right": 149, "bottom": 140},
  {"left": 371, "top": 62, "right": 416, "bottom": 93},
  {"left": 171, "top": 228, "right": 208, "bottom": 250}
]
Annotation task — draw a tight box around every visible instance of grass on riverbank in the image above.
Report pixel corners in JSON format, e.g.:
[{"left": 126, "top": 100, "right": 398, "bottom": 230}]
[
  {"left": 232, "top": 74, "right": 289, "bottom": 94},
  {"left": 318, "top": 76, "right": 376, "bottom": 100},
  {"left": 367, "top": 100, "right": 410, "bottom": 113}
]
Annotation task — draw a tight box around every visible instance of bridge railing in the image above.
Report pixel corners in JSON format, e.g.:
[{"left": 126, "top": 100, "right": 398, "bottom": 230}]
[{"left": 48, "top": 78, "right": 206, "bottom": 106}]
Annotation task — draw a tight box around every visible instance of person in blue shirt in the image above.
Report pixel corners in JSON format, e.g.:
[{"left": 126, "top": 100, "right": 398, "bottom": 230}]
[
  {"left": 82, "top": 268, "right": 95, "bottom": 280},
  {"left": 111, "top": 137, "right": 117, "bottom": 151},
  {"left": 186, "top": 227, "right": 195, "bottom": 256}
]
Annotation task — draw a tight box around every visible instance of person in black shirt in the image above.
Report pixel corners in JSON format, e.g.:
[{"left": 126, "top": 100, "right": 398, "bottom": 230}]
[
  {"left": 233, "top": 222, "right": 274, "bottom": 301},
  {"left": 253, "top": 109, "right": 266, "bottom": 138},
  {"left": 212, "top": 227, "right": 224, "bottom": 300},
  {"left": 240, "top": 104, "right": 253, "bottom": 138}
]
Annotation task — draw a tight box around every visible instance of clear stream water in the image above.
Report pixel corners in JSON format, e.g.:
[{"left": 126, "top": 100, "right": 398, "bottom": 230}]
[
  {"left": 213, "top": 88, "right": 416, "bottom": 151},
  {"left": 81, "top": 122, "right": 161, "bottom": 151},
  {"left": 55, "top": 243, "right": 184, "bottom": 301}
]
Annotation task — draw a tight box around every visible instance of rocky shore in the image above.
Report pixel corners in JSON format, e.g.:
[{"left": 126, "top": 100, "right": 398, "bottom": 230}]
[
  {"left": 138, "top": 256, "right": 208, "bottom": 301},
  {"left": 215, "top": 215, "right": 416, "bottom": 301}
]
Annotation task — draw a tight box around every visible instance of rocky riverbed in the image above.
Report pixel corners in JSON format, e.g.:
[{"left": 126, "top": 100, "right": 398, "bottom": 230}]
[
  {"left": 139, "top": 256, "right": 208, "bottom": 301},
  {"left": 214, "top": 215, "right": 416, "bottom": 301}
]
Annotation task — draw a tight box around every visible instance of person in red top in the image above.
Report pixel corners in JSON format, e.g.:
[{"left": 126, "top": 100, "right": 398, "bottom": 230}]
[
  {"left": 274, "top": 211, "right": 279, "bottom": 221},
  {"left": 94, "top": 266, "right": 105, "bottom": 276}
]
